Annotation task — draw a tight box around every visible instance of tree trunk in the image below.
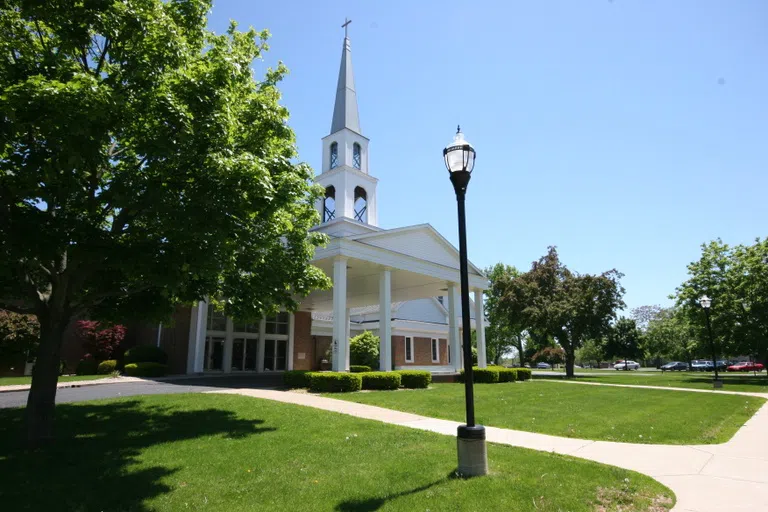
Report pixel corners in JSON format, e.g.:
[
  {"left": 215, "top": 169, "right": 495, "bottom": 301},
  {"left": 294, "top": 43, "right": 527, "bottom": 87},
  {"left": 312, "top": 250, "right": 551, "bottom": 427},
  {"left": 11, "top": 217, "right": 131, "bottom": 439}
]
[
  {"left": 25, "top": 310, "right": 68, "bottom": 446},
  {"left": 565, "top": 351, "right": 575, "bottom": 378}
]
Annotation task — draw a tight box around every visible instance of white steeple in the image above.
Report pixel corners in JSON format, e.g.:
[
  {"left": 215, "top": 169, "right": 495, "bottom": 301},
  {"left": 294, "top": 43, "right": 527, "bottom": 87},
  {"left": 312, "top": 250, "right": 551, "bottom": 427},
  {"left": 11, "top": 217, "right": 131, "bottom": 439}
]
[{"left": 315, "top": 19, "right": 379, "bottom": 235}]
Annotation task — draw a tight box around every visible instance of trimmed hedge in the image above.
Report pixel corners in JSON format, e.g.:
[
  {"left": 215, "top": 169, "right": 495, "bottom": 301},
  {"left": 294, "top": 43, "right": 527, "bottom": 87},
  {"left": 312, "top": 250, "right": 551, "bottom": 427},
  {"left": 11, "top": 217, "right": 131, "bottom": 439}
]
[
  {"left": 349, "top": 365, "right": 373, "bottom": 373},
  {"left": 361, "top": 371, "right": 401, "bottom": 390},
  {"left": 124, "top": 345, "right": 168, "bottom": 365},
  {"left": 76, "top": 359, "right": 98, "bottom": 376},
  {"left": 309, "top": 372, "right": 362, "bottom": 393},
  {"left": 459, "top": 367, "right": 500, "bottom": 383},
  {"left": 124, "top": 362, "right": 168, "bottom": 377},
  {"left": 283, "top": 370, "right": 312, "bottom": 389},
  {"left": 396, "top": 370, "right": 431, "bottom": 389},
  {"left": 516, "top": 368, "right": 532, "bottom": 381},
  {"left": 491, "top": 366, "right": 518, "bottom": 383},
  {"left": 97, "top": 360, "right": 118, "bottom": 375}
]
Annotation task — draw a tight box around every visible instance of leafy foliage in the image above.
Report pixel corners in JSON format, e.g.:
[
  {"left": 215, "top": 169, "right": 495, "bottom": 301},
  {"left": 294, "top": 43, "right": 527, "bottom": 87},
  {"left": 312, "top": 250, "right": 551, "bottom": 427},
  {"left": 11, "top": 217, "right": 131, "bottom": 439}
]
[
  {"left": 396, "top": 370, "right": 431, "bottom": 389},
  {"left": 283, "top": 370, "right": 312, "bottom": 389},
  {"left": 604, "top": 317, "right": 643, "bottom": 363},
  {"left": 0, "top": 310, "right": 39, "bottom": 364},
  {"left": 361, "top": 371, "right": 401, "bottom": 390},
  {"left": 308, "top": 372, "right": 362, "bottom": 393},
  {"left": 531, "top": 346, "right": 565, "bottom": 365},
  {"left": 575, "top": 339, "right": 605, "bottom": 367},
  {"left": 123, "top": 362, "right": 167, "bottom": 377},
  {"left": 75, "top": 321, "right": 125, "bottom": 361},
  {"left": 96, "top": 360, "right": 118, "bottom": 375},
  {"left": 75, "top": 357, "right": 98, "bottom": 376},
  {"left": 459, "top": 367, "right": 500, "bottom": 383},
  {"left": 123, "top": 345, "right": 167, "bottom": 365},
  {"left": 489, "top": 366, "right": 518, "bottom": 382},
  {"left": 515, "top": 368, "right": 532, "bottom": 381},
  {"left": 484, "top": 263, "right": 524, "bottom": 365},
  {"left": 349, "top": 365, "right": 372, "bottom": 373},
  {"left": 0, "top": 0, "right": 330, "bottom": 441},
  {"left": 349, "top": 331, "right": 379, "bottom": 369}
]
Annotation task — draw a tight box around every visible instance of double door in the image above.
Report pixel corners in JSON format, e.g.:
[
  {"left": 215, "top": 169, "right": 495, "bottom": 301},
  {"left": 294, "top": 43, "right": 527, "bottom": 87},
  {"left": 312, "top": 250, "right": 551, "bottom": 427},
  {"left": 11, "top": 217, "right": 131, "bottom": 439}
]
[{"left": 228, "top": 337, "right": 286, "bottom": 372}]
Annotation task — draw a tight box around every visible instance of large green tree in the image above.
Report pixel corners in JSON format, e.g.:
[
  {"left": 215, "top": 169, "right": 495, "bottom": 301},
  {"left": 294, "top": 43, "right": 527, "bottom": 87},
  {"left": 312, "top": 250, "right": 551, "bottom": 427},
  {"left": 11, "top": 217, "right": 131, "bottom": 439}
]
[
  {"left": 604, "top": 317, "right": 643, "bottom": 369},
  {"left": 0, "top": 0, "right": 329, "bottom": 444},
  {"left": 484, "top": 263, "right": 523, "bottom": 365},
  {"left": 644, "top": 307, "right": 698, "bottom": 365},
  {"left": 497, "top": 247, "right": 625, "bottom": 377}
]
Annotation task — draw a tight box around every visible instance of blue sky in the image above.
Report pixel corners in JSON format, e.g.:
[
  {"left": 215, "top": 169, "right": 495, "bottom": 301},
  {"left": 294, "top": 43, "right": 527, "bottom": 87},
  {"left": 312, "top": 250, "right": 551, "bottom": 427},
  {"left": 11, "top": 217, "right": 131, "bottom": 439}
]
[{"left": 207, "top": 0, "right": 767, "bottom": 312}]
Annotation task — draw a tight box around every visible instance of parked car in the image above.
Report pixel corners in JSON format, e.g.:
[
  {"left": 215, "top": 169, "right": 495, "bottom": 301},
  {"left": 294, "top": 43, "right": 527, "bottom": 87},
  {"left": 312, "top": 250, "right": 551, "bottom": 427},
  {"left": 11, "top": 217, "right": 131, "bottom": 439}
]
[
  {"left": 660, "top": 361, "right": 688, "bottom": 372},
  {"left": 614, "top": 360, "right": 640, "bottom": 370},
  {"left": 536, "top": 362, "right": 551, "bottom": 369},
  {"left": 726, "top": 361, "right": 765, "bottom": 372},
  {"left": 714, "top": 360, "right": 728, "bottom": 371},
  {"left": 691, "top": 360, "right": 714, "bottom": 371}
]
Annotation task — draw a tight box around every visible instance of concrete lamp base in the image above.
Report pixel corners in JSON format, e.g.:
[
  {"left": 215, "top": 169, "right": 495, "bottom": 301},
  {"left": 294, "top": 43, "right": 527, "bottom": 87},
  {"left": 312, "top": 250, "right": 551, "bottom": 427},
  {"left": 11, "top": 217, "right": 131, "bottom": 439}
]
[
  {"left": 713, "top": 379, "right": 723, "bottom": 389},
  {"left": 457, "top": 425, "right": 488, "bottom": 477}
]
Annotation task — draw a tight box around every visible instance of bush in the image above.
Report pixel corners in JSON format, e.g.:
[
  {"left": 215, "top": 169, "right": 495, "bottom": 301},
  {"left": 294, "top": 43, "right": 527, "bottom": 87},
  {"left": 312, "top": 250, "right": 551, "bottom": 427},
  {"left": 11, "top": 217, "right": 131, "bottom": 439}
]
[
  {"left": 397, "top": 370, "right": 431, "bottom": 389},
  {"left": 350, "top": 331, "right": 380, "bottom": 369},
  {"left": 349, "top": 365, "right": 372, "bottom": 373},
  {"left": 124, "top": 345, "right": 168, "bottom": 365},
  {"left": 76, "top": 320, "right": 125, "bottom": 361},
  {"left": 491, "top": 366, "right": 518, "bottom": 382},
  {"left": 459, "top": 367, "right": 500, "bottom": 383},
  {"left": 284, "top": 370, "right": 312, "bottom": 388},
  {"left": 308, "top": 372, "right": 362, "bottom": 393},
  {"left": 123, "top": 362, "right": 168, "bottom": 377},
  {"left": 0, "top": 310, "right": 39, "bottom": 366},
  {"left": 361, "top": 371, "right": 401, "bottom": 390},
  {"left": 531, "top": 347, "right": 565, "bottom": 365},
  {"left": 97, "top": 359, "right": 118, "bottom": 375},
  {"left": 76, "top": 358, "right": 99, "bottom": 376},
  {"left": 516, "top": 368, "right": 532, "bottom": 381}
]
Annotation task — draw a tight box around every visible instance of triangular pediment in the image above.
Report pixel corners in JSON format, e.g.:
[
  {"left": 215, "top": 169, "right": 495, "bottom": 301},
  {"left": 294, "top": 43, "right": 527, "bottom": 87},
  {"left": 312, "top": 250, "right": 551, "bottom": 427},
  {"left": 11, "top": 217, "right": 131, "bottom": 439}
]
[{"left": 348, "top": 224, "right": 485, "bottom": 276}]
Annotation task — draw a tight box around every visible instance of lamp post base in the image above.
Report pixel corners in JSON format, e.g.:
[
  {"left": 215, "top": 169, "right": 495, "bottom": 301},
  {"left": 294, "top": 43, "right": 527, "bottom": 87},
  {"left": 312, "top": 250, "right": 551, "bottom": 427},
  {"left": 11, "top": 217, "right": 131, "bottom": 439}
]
[
  {"left": 713, "top": 379, "right": 723, "bottom": 389},
  {"left": 457, "top": 425, "right": 488, "bottom": 477}
]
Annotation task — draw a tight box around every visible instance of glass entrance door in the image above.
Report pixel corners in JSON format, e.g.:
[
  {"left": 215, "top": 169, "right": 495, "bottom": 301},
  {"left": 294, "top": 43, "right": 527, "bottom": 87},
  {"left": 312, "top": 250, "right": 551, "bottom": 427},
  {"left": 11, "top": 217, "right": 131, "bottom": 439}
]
[
  {"left": 263, "top": 339, "right": 287, "bottom": 371},
  {"left": 204, "top": 336, "right": 224, "bottom": 370},
  {"left": 231, "top": 338, "right": 259, "bottom": 371}
]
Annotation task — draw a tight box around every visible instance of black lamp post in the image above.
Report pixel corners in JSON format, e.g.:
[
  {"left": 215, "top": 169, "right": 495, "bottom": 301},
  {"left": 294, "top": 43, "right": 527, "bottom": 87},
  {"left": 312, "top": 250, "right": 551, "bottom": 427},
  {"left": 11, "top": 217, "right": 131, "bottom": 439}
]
[
  {"left": 444, "top": 126, "right": 487, "bottom": 477},
  {"left": 699, "top": 295, "right": 722, "bottom": 388}
]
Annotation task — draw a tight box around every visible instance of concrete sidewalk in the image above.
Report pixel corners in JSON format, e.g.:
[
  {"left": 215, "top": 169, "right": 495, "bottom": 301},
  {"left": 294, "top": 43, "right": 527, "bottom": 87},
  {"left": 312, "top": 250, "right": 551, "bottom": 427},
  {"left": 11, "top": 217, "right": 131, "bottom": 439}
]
[
  {"left": 537, "top": 377, "right": 768, "bottom": 398},
  {"left": 0, "top": 376, "right": 145, "bottom": 393},
  {"left": 210, "top": 388, "right": 768, "bottom": 512}
]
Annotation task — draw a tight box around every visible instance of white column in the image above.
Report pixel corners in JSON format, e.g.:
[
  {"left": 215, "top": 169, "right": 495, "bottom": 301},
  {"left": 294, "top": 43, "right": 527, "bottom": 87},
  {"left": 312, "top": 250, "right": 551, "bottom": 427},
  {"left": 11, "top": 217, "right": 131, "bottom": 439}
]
[
  {"left": 345, "top": 308, "right": 351, "bottom": 371},
  {"left": 474, "top": 290, "right": 487, "bottom": 368},
  {"left": 379, "top": 269, "right": 392, "bottom": 371},
  {"left": 193, "top": 300, "right": 208, "bottom": 373},
  {"left": 223, "top": 318, "right": 233, "bottom": 373},
  {"left": 448, "top": 284, "right": 462, "bottom": 372},
  {"left": 287, "top": 313, "right": 295, "bottom": 371},
  {"left": 257, "top": 317, "right": 266, "bottom": 372},
  {"left": 332, "top": 256, "right": 348, "bottom": 372}
]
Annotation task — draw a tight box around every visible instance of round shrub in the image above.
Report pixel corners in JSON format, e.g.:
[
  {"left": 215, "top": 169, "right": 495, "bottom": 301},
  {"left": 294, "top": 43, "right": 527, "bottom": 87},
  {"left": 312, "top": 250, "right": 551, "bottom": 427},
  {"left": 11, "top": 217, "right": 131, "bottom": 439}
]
[
  {"left": 97, "top": 359, "right": 118, "bottom": 375},
  {"left": 350, "top": 331, "right": 380, "bottom": 369},
  {"left": 516, "top": 368, "right": 532, "bottom": 381},
  {"left": 76, "top": 358, "right": 98, "bottom": 376},
  {"left": 123, "top": 345, "right": 168, "bottom": 365},
  {"left": 124, "top": 362, "right": 168, "bottom": 377},
  {"left": 361, "top": 371, "right": 401, "bottom": 390},
  {"left": 397, "top": 370, "right": 431, "bottom": 389},
  {"left": 491, "top": 366, "right": 517, "bottom": 382},
  {"left": 284, "top": 370, "right": 313, "bottom": 389},
  {"left": 459, "top": 367, "right": 500, "bottom": 383},
  {"left": 350, "top": 365, "right": 373, "bottom": 373},
  {"left": 309, "top": 372, "right": 362, "bottom": 393}
]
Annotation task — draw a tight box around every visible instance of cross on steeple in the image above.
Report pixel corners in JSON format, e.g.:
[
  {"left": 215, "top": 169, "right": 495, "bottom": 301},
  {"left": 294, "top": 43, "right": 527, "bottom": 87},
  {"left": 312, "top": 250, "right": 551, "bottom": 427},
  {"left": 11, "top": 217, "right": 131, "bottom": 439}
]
[{"left": 342, "top": 18, "right": 352, "bottom": 38}]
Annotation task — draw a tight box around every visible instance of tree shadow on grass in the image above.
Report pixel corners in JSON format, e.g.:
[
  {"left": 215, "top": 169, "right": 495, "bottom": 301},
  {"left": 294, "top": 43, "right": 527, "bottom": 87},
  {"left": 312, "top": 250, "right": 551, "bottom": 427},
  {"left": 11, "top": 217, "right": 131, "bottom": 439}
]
[
  {"left": 0, "top": 400, "right": 275, "bottom": 511},
  {"left": 335, "top": 471, "right": 461, "bottom": 512}
]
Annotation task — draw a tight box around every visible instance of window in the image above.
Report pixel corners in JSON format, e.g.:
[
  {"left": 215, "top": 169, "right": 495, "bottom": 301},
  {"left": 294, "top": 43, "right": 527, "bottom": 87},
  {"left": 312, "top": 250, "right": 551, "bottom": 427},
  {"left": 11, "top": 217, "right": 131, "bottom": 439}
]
[
  {"left": 353, "top": 143, "right": 361, "bottom": 169},
  {"left": 323, "top": 186, "right": 336, "bottom": 222},
  {"left": 207, "top": 305, "right": 226, "bottom": 332},
  {"left": 204, "top": 336, "right": 225, "bottom": 370},
  {"left": 265, "top": 312, "right": 289, "bottom": 335},
  {"left": 431, "top": 338, "right": 439, "bottom": 363},
  {"left": 404, "top": 336, "right": 413, "bottom": 363},
  {"left": 330, "top": 142, "right": 338, "bottom": 168},
  {"left": 263, "top": 339, "right": 287, "bottom": 371},
  {"left": 353, "top": 186, "right": 367, "bottom": 223}
]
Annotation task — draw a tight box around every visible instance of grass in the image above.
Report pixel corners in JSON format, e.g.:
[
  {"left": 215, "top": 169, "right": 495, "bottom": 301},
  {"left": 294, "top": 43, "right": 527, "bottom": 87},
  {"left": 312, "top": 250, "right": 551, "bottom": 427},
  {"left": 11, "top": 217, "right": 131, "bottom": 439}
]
[
  {"left": 0, "top": 374, "right": 112, "bottom": 387},
  {"left": 0, "top": 393, "right": 674, "bottom": 512},
  {"left": 535, "top": 371, "right": 768, "bottom": 393},
  {"left": 327, "top": 382, "right": 764, "bottom": 444}
]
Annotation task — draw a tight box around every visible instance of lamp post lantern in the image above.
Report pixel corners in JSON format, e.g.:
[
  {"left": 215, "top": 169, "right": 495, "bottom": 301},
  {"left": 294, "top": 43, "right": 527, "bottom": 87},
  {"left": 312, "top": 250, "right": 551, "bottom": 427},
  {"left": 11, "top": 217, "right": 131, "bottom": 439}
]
[
  {"left": 699, "top": 295, "right": 722, "bottom": 388},
  {"left": 444, "top": 126, "right": 488, "bottom": 477}
]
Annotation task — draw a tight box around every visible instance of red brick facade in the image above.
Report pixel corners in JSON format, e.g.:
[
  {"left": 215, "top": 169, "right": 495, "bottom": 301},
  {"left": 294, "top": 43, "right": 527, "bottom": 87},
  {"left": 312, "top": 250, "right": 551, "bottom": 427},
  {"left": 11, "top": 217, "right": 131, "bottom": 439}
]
[
  {"left": 391, "top": 335, "right": 448, "bottom": 367},
  {"left": 292, "top": 311, "right": 314, "bottom": 370}
]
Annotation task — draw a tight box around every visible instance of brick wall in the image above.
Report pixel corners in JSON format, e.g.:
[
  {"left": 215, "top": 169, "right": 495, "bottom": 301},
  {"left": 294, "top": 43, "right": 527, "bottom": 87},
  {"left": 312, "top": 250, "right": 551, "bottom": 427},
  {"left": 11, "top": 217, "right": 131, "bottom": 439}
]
[
  {"left": 292, "top": 311, "right": 313, "bottom": 370},
  {"left": 392, "top": 335, "right": 448, "bottom": 367},
  {"left": 122, "top": 304, "right": 191, "bottom": 375}
]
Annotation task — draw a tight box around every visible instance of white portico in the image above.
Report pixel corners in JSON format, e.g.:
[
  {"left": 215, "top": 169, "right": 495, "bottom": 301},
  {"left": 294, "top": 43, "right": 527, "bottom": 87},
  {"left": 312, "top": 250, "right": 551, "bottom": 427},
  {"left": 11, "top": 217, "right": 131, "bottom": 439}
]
[{"left": 301, "top": 22, "right": 488, "bottom": 372}]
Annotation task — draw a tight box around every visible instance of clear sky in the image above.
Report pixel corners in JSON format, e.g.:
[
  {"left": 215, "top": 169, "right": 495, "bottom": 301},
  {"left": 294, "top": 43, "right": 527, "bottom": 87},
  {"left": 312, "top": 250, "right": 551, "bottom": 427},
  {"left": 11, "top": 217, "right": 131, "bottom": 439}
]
[{"left": 207, "top": 0, "right": 767, "bottom": 312}]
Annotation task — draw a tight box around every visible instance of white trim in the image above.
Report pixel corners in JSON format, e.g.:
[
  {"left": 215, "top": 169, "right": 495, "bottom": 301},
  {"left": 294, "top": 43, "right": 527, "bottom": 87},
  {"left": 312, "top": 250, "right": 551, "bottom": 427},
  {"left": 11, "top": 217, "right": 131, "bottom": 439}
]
[
  {"left": 404, "top": 336, "right": 414, "bottom": 363},
  {"left": 431, "top": 338, "right": 439, "bottom": 363}
]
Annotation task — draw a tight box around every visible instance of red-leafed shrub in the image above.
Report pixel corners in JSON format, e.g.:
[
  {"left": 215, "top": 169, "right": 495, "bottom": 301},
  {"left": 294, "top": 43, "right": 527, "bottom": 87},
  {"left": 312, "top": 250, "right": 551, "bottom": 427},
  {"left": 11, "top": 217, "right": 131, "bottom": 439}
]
[
  {"left": 531, "top": 347, "right": 565, "bottom": 365},
  {"left": 75, "top": 321, "right": 125, "bottom": 361}
]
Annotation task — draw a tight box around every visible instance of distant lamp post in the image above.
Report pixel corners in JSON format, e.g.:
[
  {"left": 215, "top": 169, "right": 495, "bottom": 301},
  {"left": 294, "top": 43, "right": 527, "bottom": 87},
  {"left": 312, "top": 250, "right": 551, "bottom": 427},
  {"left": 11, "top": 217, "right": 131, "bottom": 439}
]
[
  {"left": 699, "top": 295, "right": 722, "bottom": 388},
  {"left": 444, "top": 126, "right": 487, "bottom": 477}
]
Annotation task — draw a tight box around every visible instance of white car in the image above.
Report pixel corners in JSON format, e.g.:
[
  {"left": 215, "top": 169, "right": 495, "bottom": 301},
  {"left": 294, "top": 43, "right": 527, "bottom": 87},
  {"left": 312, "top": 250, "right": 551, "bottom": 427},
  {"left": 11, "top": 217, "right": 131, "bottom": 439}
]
[{"left": 614, "top": 360, "right": 640, "bottom": 370}]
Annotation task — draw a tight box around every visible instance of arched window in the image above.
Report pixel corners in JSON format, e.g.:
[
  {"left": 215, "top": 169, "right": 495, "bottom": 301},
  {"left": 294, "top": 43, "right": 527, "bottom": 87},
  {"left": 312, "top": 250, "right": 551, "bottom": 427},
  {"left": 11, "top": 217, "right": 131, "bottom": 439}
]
[
  {"left": 330, "top": 142, "right": 338, "bottom": 169},
  {"left": 323, "top": 186, "right": 336, "bottom": 222},
  {"left": 353, "top": 143, "right": 361, "bottom": 170},
  {"left": 353, "top": 186, "right": 367, "bottom": 223}
]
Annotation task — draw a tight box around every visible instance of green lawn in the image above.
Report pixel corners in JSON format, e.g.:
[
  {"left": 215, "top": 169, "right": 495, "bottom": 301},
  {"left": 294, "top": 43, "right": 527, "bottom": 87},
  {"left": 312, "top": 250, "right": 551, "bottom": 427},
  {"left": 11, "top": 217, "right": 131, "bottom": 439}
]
[
  {"left": 328, "top": 382, "right": 764, "bottom": 444},
  {"left": 0, "top": 374, "right": 111, "bottom": 387},
  {"left": 535, "top": 371, "right": 768, "bottom": 393},
  {"left": 0, "top": 394, "right": 673, "bottom": 511}
]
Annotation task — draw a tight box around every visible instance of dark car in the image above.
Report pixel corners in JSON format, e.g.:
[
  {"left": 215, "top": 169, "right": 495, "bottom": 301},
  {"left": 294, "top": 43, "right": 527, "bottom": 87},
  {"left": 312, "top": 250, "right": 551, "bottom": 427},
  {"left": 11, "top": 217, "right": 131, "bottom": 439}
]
[{"left": 660, "top": 361, "right": 688, "bottom": 372}]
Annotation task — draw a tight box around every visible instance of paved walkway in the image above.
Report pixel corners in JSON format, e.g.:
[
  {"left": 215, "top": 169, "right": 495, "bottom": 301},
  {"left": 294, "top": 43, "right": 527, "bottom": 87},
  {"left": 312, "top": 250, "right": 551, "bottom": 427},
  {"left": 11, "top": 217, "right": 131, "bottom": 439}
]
[
  {"left": 537, "top": 377, "right": 768, "bottom": 398},
  {"left": 0, "top": 376, "right": 145, "bottom": 393},
  {"left": 210, "top": 387, "right": 768, "bottom": 512}
]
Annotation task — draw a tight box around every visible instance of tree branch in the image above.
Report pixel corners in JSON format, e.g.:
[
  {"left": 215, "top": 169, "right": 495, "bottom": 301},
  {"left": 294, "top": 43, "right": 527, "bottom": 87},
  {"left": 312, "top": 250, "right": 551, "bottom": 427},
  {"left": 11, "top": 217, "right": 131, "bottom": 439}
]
[{"left": 96, "top": 38, "right": 110, "bottom": 75}]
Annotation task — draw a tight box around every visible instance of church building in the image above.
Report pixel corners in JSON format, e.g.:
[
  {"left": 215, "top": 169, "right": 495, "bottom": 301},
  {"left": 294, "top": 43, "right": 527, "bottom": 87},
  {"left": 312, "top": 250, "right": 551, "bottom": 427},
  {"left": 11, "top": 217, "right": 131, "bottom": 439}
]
[{"left": 141, "top": 26, "right": 489, "bottom": 375}]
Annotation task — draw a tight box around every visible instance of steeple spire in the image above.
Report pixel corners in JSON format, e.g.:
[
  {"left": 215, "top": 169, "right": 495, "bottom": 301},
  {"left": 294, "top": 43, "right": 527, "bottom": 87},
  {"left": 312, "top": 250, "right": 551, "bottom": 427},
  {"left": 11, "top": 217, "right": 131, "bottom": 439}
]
[{"left": 331, "top": 18, "right": 361, "bottom": 135}]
